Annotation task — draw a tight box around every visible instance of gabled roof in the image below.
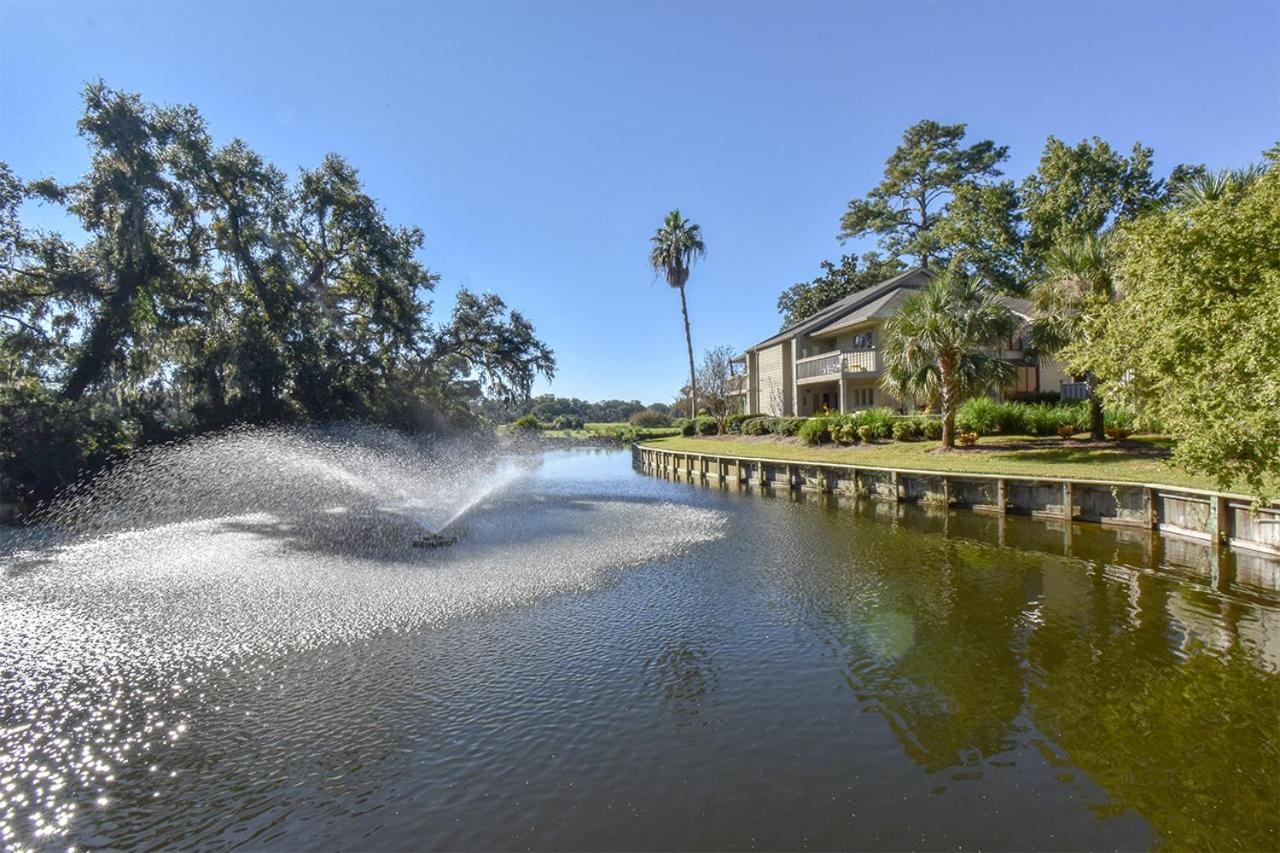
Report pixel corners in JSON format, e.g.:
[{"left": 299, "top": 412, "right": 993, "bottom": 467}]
[{"left": 746, "top": 266, "right": 932, "bottom": 352}]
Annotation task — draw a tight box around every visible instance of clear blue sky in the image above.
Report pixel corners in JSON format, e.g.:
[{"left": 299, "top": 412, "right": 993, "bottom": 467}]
[{"left": 2, "top": 1, "right": 1276, "bottom": 405}]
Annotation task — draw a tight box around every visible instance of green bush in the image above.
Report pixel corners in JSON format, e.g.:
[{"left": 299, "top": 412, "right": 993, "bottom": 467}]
[
  {"left": 552, "top": 414, "right": 583, "bottom": 430},
  {"left": 742, "top": 417, "right": 768, "bottom": 436},
  {"left": 857, "top": 424, "right": 876, "bottom": 443},
  {"left": 512, "top": 414, "right": 541, "bottom": 431},
  {"left": 695, "top": 415, "right": 719, "bottom": 436},
  {"left": 777, "top": 417, "right": 806, "bottom": 436},
  {"left": 629, "top": 409, "right": 671, "bottom": 428},
  {"left": 674, "top": 417, "right": 695, "bottom": 436},
  {"left": 919, "top": 417, "right": 943, "bottom": 440},
  {"left": 724, "top": 413, "right": 749, "bottom": 433},
  {"left": 1024, "top": 402, "right": 1079, "bottom": 436},
  {"left": 799, "top": 417, "right": 831, "bottom": 445},
  {"left": 854, "top": 407, "right": 895, "bottom": 440},
  {"left": 892, "top": 418, "right": 923, "bottom": 441},
  {"left": 956, "top": 397, "right": 1001, "bottom": 435},
  {"left": 837, "top": 421, "right": 860, "bottom": 444}
]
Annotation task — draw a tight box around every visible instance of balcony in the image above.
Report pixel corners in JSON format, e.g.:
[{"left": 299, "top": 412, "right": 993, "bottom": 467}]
[
  {"left": 725, "top": 374, "right": 748, "bottom": 396},
  {"left": 795, "top": 349, "right": 881, "bottom": 383}
]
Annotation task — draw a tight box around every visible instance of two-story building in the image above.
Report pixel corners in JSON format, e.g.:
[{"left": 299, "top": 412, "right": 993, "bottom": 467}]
[{"left": 734, "top": 267, "right": 1076, "bottom": 417}]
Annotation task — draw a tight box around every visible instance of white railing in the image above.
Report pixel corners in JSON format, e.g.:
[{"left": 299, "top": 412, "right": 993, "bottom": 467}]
[
  {"left": 796, "top": 349, "right": 881, "bottom": 381},
  {"left": 796, "top": 351, "right": 843, "bottom": 380},
  {"left": 843, "top": 349, "right": 879, "bottom": 373}
]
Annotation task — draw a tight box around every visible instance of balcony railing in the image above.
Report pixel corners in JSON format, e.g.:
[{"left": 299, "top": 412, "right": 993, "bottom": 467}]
[
  {"left": 795, "top": 349, "right": 881, "bottom": 382},
  {"left": 725, "top": 374, "right": 748, "bottom": 395}
]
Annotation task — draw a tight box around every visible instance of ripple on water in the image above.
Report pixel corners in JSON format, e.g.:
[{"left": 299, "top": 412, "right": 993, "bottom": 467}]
[{"left": 0, "top": 428, "right": 725, "bottom": 849}]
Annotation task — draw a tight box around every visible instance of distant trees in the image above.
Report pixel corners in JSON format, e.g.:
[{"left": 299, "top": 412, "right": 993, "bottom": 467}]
[
  {"left": 880, "top": 269, "right": 1016, "bottom": 449},
  {"left": 0, "top": 83, "right": 555, "bottom": 508},
  {"left": 649, "top": 209, "right": 706, "bottom": 419}
]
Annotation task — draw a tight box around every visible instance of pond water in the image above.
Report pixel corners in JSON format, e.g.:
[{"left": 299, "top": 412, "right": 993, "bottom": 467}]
[{"left": 2, "top": 446, "right": 1277, "bottom": 850}]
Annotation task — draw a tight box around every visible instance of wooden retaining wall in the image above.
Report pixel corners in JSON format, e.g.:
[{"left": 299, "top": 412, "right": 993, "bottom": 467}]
[{"left": 632, "top": 443, "right": 1280, "bottom": 558}]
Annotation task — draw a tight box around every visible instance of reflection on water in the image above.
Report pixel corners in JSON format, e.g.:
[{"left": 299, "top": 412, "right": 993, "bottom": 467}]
[{"left": 1, "top": 448, "right": 1276, "bottom": 850}]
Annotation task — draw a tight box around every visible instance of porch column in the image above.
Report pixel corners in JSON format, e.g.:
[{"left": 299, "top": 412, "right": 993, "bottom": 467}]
[{"left": 838, "top": 378, "right": 846, "bottom": 414}]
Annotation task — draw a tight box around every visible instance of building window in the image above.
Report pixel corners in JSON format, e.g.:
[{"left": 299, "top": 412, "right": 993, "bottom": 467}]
[
  {"left": 1011, "top": 365, "right": 1039, "bottom": 399},
  {"left": 849, "top": 387, "right": 873, "bottom": 408}
]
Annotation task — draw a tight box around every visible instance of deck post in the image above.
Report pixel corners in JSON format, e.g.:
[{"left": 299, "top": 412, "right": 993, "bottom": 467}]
[
  {"left": 996, "top": 478, "right": 1007, "bottom": 514},
  {"left": 1063, "top": 482, "right": 1075, "bottom": 520},
  {"left": 1212, "top": 495, "right": 1230, "bottom": 544},
  {"left": 1146, "top": 487, "right": 1158, "bottom": 529},
  {"left": 891, "top": 470, "right": 901, "bottom": 502},
  {"left": 786, "top": 464, "right": 795, "bottom": 491}
]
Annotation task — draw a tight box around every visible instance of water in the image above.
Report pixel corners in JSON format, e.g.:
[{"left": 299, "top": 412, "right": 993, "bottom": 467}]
[{"left": 1, "top": 438, "right": 1277, "bottom": 850}]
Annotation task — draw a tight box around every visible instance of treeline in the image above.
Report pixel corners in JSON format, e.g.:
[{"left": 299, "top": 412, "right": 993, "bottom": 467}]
[
  {"left": 0, "top": 83, "right": 555, "bottom": 510},
  {"left": 489, "top": 395, "right": 671, "bottom": 424}
]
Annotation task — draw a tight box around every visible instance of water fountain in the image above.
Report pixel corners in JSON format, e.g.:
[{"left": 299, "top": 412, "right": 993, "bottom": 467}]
[{"left": 0, "top": 425, "right": 725, "bottom": 848}]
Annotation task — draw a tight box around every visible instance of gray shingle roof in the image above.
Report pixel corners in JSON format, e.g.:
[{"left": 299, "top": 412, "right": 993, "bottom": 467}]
[{"left": 746, "top": 267, "right": 932, "bottom": 352}]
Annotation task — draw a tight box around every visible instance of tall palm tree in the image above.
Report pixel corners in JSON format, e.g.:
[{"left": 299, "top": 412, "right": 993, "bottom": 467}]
[
  {"left": 649, "top": 210, "right": 706, "bottom": 419},
  {"left": 1029, "top": 234, "right": 1114, "bottom": 440},
  {"left": 881, "top": 268, "right": 1016, "bottom": 449}
]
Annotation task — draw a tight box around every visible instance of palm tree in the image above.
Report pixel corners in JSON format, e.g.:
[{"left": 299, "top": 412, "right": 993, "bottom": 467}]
[
  {"left": 881, "top": 268, "right": 1016, "bottom": 449},
  {"left": 1173, "top": 164, "right": 1266, "bottom": 206},
  {"left": 1029, "top": 234, "right": 1114, "bottom": 440},
  {"left": 649, "top": 210, "right": 706, "bottom": 419}
]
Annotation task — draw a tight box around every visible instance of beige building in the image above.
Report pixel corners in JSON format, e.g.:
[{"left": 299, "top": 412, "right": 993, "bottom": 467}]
[{"left": 736, "top": 267, "right": 1078, "bottom": 417}]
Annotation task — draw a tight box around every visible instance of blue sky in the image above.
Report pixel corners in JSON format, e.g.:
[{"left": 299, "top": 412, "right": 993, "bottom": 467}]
[{"left": 2, "top": 1, "right": 1276, "bottom": 405}]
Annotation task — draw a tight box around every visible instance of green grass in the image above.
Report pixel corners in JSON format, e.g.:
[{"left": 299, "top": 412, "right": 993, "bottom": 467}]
[{"left": 642, "top": 434, "right": 1242, "bottom": 494}]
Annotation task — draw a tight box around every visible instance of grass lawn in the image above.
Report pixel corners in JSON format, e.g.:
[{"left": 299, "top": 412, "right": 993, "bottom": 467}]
[{"left": 643, "top": 433, "right": 1244, "bottom": 494}]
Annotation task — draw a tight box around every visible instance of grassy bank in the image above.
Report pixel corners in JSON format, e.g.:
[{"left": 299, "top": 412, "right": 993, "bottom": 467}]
[
  {"left": 500, "top": 422, "right": 681, "bottom": 442},
  {"left": 643, "top": 434, "right": 1241, "bottom": 494}
]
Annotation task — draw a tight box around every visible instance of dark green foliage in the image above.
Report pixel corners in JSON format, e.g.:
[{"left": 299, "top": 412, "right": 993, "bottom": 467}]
[
  {"left": 0, "top": 84, "right": 555, "bottom": 512},
  {"left": 776, "top": 252, "right": 905, "bottom": 328},
  {"left": 798, "top": 417, "right": 831, "bottom": 445},
  {"left": 512, "top": 414, "right": 541, "bottom": 431},
  {"left": 839, "top": 120, "right": 1009, "bottom": 270},
  {"left": 674, "top": 418, "right": 696, "bottom": 436},
  {"left": 919, "top": 417, "right": 944, "bottom": 440},
  {"left": 892, "top": 418, "right": 923, "bottom": 441},
  {"left": 629, "top": 409, "right": 672, "bottom": 428},
  {"left": 742, "top": 417, "right": 768, "bottom": 436},
  {"left": 552, "top": 414, "right": 583, "bottom": 430},
  {"left": 695, "top": 415, "right": 719, "bottom": 436}
]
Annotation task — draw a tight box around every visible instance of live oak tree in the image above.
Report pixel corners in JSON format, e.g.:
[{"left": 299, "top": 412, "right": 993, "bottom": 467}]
[
  {"left": 1020, "top": 136, "right": 1162, "bottom": 271},
  {"left": 649, "top": 209, "right": 706, "bottom": 419},
  {"left": 775, "top": 251, "right": 904, "bottom": 328},
  {"left": 839, "top": 120, "right": 1009, "bottom": 271},
  {"left": 0, "top": 83, "right": 555, "bottom": 507}
]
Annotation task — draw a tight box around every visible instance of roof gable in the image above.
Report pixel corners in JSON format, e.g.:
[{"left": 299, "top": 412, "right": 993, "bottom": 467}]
[{"left": 746, "top": 266, "right": 931, "bottom": 351}]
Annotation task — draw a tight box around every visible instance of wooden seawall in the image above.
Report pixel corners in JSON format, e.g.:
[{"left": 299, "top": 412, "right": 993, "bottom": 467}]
[{"left": 633, "top": 443, "right": 1280, "bottom": 559}]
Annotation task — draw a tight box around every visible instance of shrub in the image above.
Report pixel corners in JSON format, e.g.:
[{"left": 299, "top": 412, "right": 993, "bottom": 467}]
[
  {"left": 777, "top": 417, "right": 805, "bottom": 436},
  {"left": 725, "top": 413, "right": 751, "bottom": 433},
  {"left": 892, "top": 418, "right": 922, "bottom": 441},
  {"left": 552, "top": 414, "right": 584, "bottom": 430},
  {"left": 957, "top": 431, "right": 979, "bottom": 446},
  {"left": 695, "top": 415, "right": 719, "bottom": 436},
  {"left": 857, "top": 424, "right": 876, "bottom": 443},
  {"left": 956, "top": 397, "right": 1001, "bottom": 435},
  {"left": 799, "top": 417, "right": 831, "bottom": 445},
  {"left": 837, "top": 422, "right": 860, "bottom": 444},
  {"left": 919, "top": 417, "right": 943, "bottom": 440},
  {"left": 674, "top": 417, "right": 695, "bottom": 436},
  {"left": 512, "top": 414, "right": 541, "bottom": 431},
  {"left": 854, "top": 407, "right": 895, "bottom": 440},
  {"left": 742, "top": 417, "right": 768, "bottom": 436},
  {"left": 1024, "top": 402, "right": 1079, "bottom": 437},
  {"left": 629, "top": 409, "right": 671, "bottom": 428}
]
